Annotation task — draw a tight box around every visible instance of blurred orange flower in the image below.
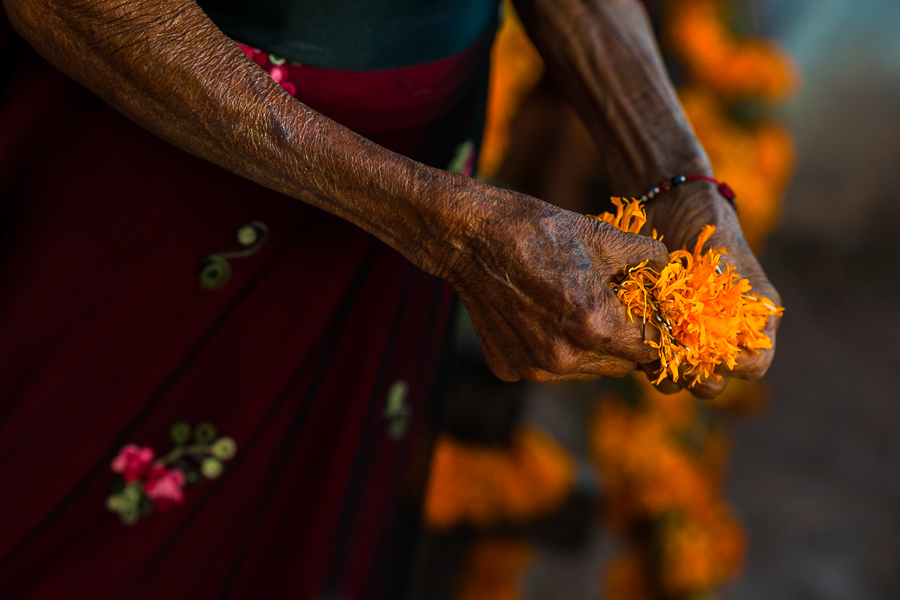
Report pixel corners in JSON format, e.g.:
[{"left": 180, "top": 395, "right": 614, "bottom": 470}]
[
  {"left": 605, "top": 549, "right": 655, "bottom": 600},
  {"left": 659, "top": 510, "right": 746, "bottom": 594},
  {"left": 680, "top": 86, "right": 796, "bottom": 251},
  {"left": 456, "top": 538, "right": 534, "bottom": 600},
  {"left": 424, "top": 426, "right": 575, "bottom": 530},
  {"left": 478, "top": 0, "right": 545, "bottom": 179},
  {"left": 591, "top": 391, "right": 747, "bottom": 596},
  {"left": 666, "top": 0, "right": 798, "bottom": 101},
  {"left": 592, "top": 395, "right": 717, "bottom": 524}
]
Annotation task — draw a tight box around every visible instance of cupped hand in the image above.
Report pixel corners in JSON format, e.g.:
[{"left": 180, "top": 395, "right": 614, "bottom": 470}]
[
  {"left": 641, "top": 184, "right": 783, "bottom": 398},
  {"left": 440, "top": 187, "right": 669, "bottom": 382}
]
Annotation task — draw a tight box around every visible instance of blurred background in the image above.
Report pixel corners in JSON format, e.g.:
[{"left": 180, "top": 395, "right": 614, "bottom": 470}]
[
  {"left": 724, "top": 1, "right": 900, "bottom": 598},
  {"left": 415, "top": 1, "right": 900, "bottom": 599}
]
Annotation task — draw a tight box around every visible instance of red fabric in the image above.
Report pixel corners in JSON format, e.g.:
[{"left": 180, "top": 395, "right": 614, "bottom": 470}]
[
  {"left": 238, "top": 26, "right": 493, "bottom": 134},
  {"left": 0, "top": 15, "right": 487, "bottom": 599}
]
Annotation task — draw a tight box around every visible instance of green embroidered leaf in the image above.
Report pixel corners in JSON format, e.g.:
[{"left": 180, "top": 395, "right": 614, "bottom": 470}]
[
  {"left": 122, "top": 482, "right": 142, "bottom": 503},
  {"left": 201, "top": 458, "right": 223, "bottom": 479},
  {"left": 184, "top": 467, "right": 200, "bottom": 485},
  {"left": 106, "top": 494, "right": 124, "bottom": 512},
  {"left": 447, "top": 140, "right": 475, "bottom": 175},
  {"left": 195, "top": 422, "right": 217, "bottom": 443},
  {"left": 170, "top": 421, "right": 191, "bottom": 445},
  {"left": 119, "top": 506, "right": 140, "bottom": 526},
  {"left": 211, "top": 437, "right": 237, "bottom": 460}
]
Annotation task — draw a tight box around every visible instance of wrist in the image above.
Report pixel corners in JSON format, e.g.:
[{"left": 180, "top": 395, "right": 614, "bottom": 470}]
[
  {"left": 422, "top": 173, "right": 555, "bottom": 286},
  {"left": 639, "top": 174, "right": 736, "bottom": 211},
  {"left": 644, "top": 179, "right": 742, "bottom": 249},
  {"left": 406, "top": 167, "right": 502, "bottom": 281}
]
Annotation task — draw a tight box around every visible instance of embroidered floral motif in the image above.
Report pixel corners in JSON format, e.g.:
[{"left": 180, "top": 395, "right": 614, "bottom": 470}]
[
  {"left": 237, "top": 43, "right": 298, "bottom": 96},
  {"left": 110, "top": 444, "right": 154, "bottom": 482},
  {"left": 106, "top": 422, "right": 237, "bottom": 525},
  {"left": 447, "top": 140, "right": 476, "bottom": 177}
]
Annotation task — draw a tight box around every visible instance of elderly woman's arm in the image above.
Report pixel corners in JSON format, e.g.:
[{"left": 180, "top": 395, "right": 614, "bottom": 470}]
[
  {"left": 3, "top": 0, "right": 671, "bottom": 382},
  {"left": 515, "top": 0, "right": 782, "bottom": 396}
]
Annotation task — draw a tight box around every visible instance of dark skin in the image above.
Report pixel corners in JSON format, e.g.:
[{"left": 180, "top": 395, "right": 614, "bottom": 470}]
[
  {"left": 3, "top": 0, "right": 780, "bottom": 394},
  {"left": 515, "top": 0, "right": 781, "bottom": 396}
]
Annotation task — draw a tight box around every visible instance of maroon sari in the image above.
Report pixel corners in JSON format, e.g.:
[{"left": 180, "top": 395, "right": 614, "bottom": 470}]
[{"left": 0, "top": 13, "right": 489, "bottom": 599}]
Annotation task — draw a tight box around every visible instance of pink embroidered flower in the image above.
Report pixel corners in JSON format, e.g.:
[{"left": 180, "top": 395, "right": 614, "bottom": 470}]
[
  {"left": 107, "top": 422, "right": 238, "bottom": 524},
  {"left": 111, "top": 444, "right": 154, "bottom": 482},
  {"left": 237, "top": 43, "right": 260, "bottom": 59},
  {"left": 280, "top": 81, "right": 296, "bottom": 96},
  {"left": 145, "top": 466, "right": 186, "bottom": 512},
  {"left": 268, "top": 65, "right": 285, "bottom": 83}
]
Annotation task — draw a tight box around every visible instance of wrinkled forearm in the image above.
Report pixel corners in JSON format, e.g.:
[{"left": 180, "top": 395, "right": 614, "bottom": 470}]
[
  {"left": 3, "top": 0, "right": 482, "bottom": 277},
  {"left": 513, "top": 0, "right": 712, "bottom": 195}
]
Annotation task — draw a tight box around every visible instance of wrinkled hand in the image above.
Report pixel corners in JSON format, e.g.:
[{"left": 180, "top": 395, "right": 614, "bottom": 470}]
[
  {"left": 642, "top": 185, "right": 783, "bottom": 398},
  {"left": 441, "top": 188, "right": 669, "bottom": 382}
]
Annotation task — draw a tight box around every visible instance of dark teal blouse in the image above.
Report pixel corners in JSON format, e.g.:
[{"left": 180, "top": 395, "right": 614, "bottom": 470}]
[{"left": 198, "top": 0, "right": 500, "bottom": 70}]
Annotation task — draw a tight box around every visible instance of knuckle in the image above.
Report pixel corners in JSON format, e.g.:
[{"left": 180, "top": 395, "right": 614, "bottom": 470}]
[
  {"left": 527, "top": 369, "right": 564, "bottom": 383},
  {"left": 689, "top": 379, "right": 727, "bottom": 399},
  {"left": 644, "top": 238, "right": 670, "bottom": 270},
  {"left": 653, "top": 378, "right": 682, "bottom": 395},
  {"left": 582, "top": 355, "right": 636, "bottom": 378},
  {"left": 569, "top": 372, "right": 602, "bottom": 382},
  {"left": 567, "top": 300, "right": 617, "bottom": 349},
  {"left": 538, "top": 344, "right": 579, "bottom": 375},
  {"left": 606, "top": 360, "right": 636, "bottom": 378},
  {"left": 743, "top": 366, "right": 769, "bottom": 382},
  {"left": 634, "top": 337, "right": 659, "bottom": 363},
  {"left": 737, "top": 350, "right": 774, "bottom": 380},
  {"left": 483, "top": 353, "right": 521, "bottom": 383},
  {"left": 609, "top": 316, "right": 656, "bottom": 363}
]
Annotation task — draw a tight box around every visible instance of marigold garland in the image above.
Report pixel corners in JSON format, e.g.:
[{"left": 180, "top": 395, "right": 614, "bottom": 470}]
[
  {"left": 586, "top": 3, "right": 796, "bottom": 597},
  {"left": 679, "top": 86, "right": 795, "bottom": 251},
  {"left": 430, "top": 2, "right": 796, "bottom": 598},
  {"left": 589, "top": 197, "right": 783, "bottom": 386},
  {"left": 605, "top": 550, "right": 655, "bottom": 600},
  {"left": 665, "top": 0, "right": 798, "bottom": 252},
  {"left": 478, "top": 0, "right": 545, "bottom": 179},
  {"left": 424, "top": 426, "right": 575, "bottom": 530},
  {"left": 591, "top": 385, "right": 748, "bottom": 598},
  {"left": 455, "top": 538, "right": 534, "bottom": 600},
  {"left": 665, "top": 0, "right": 798, "bottom": 101}
]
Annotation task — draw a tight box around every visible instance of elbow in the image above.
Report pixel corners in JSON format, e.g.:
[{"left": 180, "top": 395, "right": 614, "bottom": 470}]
[{"left": 4, "top": 0, "right": 47, "bottom": 42}]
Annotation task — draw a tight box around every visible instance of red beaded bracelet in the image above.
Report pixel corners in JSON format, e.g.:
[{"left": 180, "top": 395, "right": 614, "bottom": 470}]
[{"left": 639, "top": 174, "right": 737, "bottom": 212}]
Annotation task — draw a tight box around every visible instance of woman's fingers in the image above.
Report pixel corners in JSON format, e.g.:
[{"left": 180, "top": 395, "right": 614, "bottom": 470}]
[{"left": 455, "top": 204, "right": 678, "bottom": 384}]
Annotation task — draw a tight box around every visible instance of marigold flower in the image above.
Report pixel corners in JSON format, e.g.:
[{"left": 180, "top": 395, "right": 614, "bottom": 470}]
[{"left": 589, "top": 197, "right": 783, "bottom": 386}]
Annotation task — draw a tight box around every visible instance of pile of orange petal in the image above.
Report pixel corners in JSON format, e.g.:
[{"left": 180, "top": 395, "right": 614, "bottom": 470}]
[{"left": 589, "top": 198, "right": 783, "bottom": 385}]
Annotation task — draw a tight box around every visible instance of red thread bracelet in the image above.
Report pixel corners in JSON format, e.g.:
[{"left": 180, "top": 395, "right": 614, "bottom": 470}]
[{"left": 639, "top": 175, "right": 737, "bottom": 211}]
